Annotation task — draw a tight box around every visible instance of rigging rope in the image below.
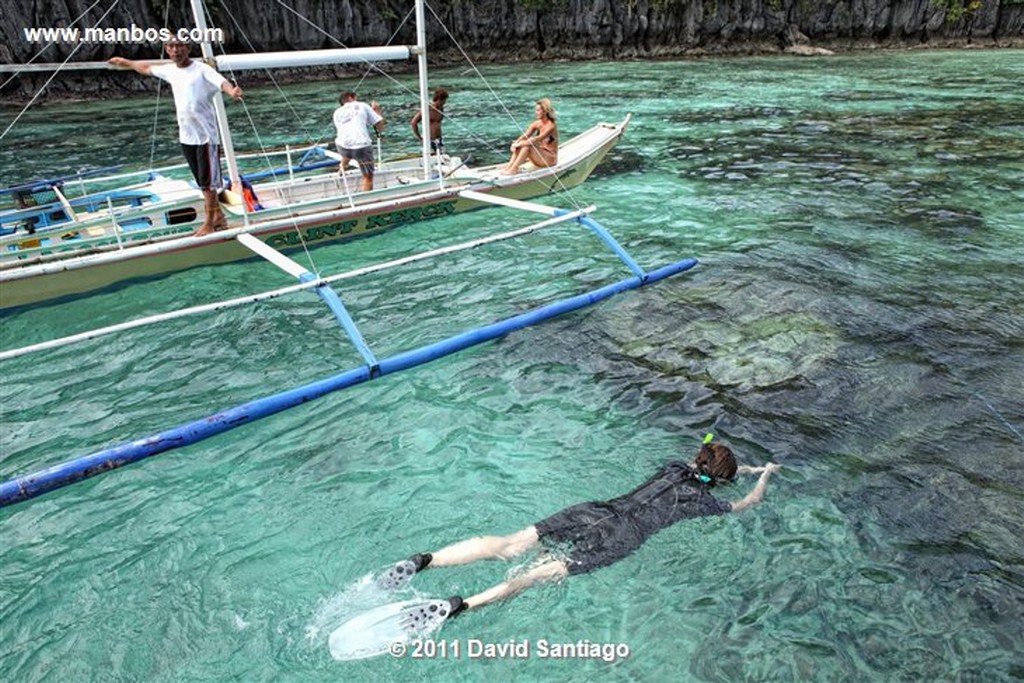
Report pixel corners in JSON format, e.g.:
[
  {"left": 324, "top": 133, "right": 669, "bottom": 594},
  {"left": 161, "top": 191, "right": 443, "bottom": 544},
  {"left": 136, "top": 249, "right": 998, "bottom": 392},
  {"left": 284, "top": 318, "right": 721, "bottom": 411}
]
[
  {"left": 203, "top": 0, "right": 328, "bottom": 276},
  {"left": 353, "top": 6, "right": 417, "bottom": 101},
  {"left": 423, "top": 1, "right": 584, "bottom": 211},
  {"left": 0, "top": 0, "right": 121, "bottom": 142},
  {"left": 147, "top": 0, "right": 173, "bottom": 170},
  {"left": 0, "top": 0, "right": 106, "bottom": 92},
  {"left": 219, "top": 0, "right": 321, "bottom": 144},
  {"left": 205, "top": 0, "right": 436, "bottom": 277}
]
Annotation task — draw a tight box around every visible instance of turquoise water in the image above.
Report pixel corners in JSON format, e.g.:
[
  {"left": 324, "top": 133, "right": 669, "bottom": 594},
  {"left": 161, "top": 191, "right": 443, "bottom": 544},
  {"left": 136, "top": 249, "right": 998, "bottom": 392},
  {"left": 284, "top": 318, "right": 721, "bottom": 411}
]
[{"left": 2, "top": 49, "right": 1023, "bottom": 681}]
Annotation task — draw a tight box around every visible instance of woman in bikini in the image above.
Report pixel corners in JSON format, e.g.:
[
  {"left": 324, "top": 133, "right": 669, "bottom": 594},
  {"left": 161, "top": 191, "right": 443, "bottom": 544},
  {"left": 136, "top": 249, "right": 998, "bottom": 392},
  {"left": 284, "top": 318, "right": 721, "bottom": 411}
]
[{"left": 502, "top": 98, "right": 559, "bottom": 174}]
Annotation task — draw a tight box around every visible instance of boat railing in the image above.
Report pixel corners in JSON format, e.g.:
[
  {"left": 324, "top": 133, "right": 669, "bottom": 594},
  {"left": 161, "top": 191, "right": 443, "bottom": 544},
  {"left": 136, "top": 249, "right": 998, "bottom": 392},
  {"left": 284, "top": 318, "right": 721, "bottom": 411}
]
[
  {"left": 0, "top": 144, "right": 342, "bottom": 212},
  {"left": 0, "top": 189, "right": 203, "bottom": 261},
  {"left": 0, "top": 145, "right": 343, "bottom": 242}
]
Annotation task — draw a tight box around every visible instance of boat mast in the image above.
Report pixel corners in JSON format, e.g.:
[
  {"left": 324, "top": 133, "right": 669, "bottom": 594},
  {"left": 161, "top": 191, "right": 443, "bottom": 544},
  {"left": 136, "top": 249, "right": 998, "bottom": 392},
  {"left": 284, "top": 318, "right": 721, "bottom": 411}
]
[
  {"left": 415, "top": 0, "right": 432, "bottom": 181},
  {"left": 189, "top": 0, "right": 242, "bottom": 194}
]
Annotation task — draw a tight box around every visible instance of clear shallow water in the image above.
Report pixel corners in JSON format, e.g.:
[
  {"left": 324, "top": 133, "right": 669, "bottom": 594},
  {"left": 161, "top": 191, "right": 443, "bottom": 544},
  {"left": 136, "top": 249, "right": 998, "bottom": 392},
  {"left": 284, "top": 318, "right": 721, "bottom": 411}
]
[{"left": 1, "top": 50, "right": 1023, "bottom": 681}]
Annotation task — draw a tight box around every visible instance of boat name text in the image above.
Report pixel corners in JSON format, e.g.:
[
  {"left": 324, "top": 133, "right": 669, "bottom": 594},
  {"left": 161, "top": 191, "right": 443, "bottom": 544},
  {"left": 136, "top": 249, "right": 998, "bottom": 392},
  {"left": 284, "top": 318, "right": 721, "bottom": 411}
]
[{"left": 266, "top": 200, "right": 457, "bottom": 248}]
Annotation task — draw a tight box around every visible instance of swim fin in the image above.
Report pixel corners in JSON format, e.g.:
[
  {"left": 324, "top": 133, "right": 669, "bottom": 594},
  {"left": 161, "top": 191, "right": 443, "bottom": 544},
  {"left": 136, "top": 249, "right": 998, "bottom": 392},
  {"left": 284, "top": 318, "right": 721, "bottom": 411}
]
[
  {"left": 374, "top": 553, "right": 432, "bottom": 590},
  {"left": 327, "top": 595, "right": 459, "bottom": 661}
]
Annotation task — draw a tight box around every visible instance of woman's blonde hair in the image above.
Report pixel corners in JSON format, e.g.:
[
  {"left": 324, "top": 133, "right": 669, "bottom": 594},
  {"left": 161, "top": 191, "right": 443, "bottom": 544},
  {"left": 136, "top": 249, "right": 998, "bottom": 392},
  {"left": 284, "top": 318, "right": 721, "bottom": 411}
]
[{"left": 536, "top": 98, "right": 556, "bottom": 121}]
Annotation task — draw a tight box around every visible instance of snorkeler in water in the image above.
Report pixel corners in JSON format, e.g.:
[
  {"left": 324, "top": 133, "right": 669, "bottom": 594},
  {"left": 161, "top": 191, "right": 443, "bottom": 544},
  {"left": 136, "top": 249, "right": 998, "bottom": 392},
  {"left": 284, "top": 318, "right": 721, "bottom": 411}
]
[{"left": 378, "top": 435, "right": 782, "bottom": 619}]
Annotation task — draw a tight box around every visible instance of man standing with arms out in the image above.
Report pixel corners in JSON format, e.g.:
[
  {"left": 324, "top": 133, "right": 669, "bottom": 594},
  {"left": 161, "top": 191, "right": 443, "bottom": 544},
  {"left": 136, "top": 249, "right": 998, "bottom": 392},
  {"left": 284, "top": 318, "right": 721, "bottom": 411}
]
[
  {"left": 109, "top": 39, "right": 243, "bottom": 237},
  {"left": 333, "top": 91, "right": 386, "bottom": 192},
  {"left": 410, "top": 87, "right": 448, "bottom": 155}
]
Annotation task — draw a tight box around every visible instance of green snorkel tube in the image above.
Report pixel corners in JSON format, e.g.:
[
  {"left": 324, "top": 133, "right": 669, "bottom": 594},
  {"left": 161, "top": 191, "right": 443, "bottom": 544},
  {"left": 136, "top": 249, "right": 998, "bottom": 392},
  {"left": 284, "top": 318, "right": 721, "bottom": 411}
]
[{"left": 696, "top": 432, "right": 715, "bottom": 484}]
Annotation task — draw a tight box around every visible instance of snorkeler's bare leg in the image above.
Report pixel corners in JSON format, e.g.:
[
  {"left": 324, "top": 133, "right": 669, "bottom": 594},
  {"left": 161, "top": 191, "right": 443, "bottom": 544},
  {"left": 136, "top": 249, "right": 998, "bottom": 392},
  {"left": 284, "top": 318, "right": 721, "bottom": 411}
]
[
  {"left": 430, "top": 526, "right": 540, "bottom": 567},
  {"left": 463, "top": 559, "right": 568, "bottom": 610},
  {"left": 378, "top": 527, "right": 540, "bottom": 590}
]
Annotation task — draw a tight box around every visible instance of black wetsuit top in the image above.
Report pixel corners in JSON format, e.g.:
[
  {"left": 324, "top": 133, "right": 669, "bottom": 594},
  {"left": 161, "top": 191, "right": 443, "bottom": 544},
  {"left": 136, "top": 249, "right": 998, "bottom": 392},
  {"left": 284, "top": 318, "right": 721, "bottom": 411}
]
[{"left": 535, "top": 461, "right": 733, "bottom": 574}]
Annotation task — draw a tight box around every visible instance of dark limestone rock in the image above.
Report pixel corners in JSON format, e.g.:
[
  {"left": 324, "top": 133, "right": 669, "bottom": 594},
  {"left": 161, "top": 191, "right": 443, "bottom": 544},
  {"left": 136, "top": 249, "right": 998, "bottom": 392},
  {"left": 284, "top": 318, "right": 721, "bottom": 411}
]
[{"left": 2, "top": 0, "right": 1021, "bottom": 100}]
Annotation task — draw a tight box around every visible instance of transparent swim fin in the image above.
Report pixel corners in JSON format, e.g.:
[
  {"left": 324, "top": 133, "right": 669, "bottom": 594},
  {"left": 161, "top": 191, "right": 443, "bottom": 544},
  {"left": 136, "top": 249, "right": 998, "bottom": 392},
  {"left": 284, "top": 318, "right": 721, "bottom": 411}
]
[{"left": 327, "top": 597, "right": 456, "bottom": 661}]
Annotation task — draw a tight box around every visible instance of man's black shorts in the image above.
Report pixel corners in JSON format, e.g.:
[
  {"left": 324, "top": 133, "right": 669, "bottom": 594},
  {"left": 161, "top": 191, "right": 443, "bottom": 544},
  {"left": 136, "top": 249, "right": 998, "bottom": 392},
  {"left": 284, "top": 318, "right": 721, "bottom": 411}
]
[{"left": 180, "top": 143, "right": 222, "bottom": 191}]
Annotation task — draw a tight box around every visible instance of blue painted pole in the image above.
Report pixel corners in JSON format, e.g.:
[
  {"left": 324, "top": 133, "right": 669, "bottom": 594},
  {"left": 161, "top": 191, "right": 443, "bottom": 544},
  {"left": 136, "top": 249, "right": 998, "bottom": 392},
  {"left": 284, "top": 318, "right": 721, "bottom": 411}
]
[
  {"left": 300, "top": 273, "right": 379, "bottom": 371},
  {"left": 575, "top": 214, "right": 647, "bottom": 279},
  {"left": 0, "top": 257, "right": 697, "bottom": 507}
]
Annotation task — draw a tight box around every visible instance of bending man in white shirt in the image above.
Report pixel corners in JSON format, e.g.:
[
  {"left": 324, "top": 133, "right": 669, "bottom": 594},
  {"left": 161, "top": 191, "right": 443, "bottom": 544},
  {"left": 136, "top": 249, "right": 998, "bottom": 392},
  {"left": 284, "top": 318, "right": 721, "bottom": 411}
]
[{"left": 333, "top": 92, "right": 386, "bottom": 192}]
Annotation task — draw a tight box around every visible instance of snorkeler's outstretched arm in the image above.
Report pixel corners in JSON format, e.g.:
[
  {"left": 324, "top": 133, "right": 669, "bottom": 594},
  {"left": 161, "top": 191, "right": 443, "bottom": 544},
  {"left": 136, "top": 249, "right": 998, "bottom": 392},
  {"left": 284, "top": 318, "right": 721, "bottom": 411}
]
[
  {"left": 736, "top": 465, "right": 769, "bottom": 475},
  {"left": 730, "top": 463, "right": 782, "bottom": 512}
]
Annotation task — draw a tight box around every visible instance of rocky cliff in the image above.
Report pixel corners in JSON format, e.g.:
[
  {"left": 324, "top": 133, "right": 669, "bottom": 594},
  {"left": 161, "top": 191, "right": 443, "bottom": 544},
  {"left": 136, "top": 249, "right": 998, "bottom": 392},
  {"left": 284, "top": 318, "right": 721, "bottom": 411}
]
[{"left": 3, "top": 0, "right": 1022, "bottom": 98}]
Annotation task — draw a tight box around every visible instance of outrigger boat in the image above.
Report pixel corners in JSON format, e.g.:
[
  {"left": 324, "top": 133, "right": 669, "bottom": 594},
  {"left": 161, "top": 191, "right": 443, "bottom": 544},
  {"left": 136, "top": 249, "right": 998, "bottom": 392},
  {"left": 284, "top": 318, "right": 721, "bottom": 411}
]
[
  {"left": 0, "top": 0, "right": 699, "bottom": 507},
  {"left": 0, "top": 0, "right": 629, "bottom": 311},
  {"left": 0, "top": 121, "right": 629, "bottom": 309}
]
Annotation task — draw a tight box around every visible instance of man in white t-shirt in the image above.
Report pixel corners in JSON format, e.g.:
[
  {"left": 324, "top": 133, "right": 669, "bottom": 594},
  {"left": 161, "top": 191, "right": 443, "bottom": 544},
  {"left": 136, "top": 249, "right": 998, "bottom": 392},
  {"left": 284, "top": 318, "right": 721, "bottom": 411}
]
[
  {"left": 333, "top": 91, "right": 386, "bottom": 192},
  {"left": 110, "top": 39, "right": 243, "bottom": 237}
]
